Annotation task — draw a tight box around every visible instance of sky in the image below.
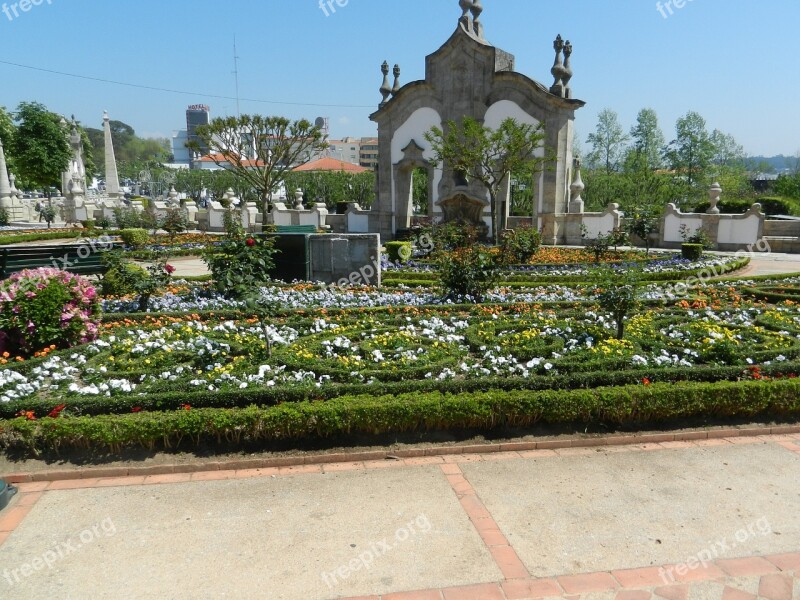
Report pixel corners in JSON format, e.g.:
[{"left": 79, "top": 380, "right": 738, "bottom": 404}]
[{"left": 0, "top": 0, "right": 798, "bottom": 157}]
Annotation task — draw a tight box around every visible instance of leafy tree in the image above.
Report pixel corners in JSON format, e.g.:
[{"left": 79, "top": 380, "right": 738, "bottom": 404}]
[
  {"left": 585, "top": 109, "right": 629, "bottom": 174},
  {"left": 626, "top": 206, "right": 660, "bottom": 255},
  {"left": 412, "top": 167, "right": 429, "bottom": 215},
  {"left": 175, "top": 169, "right": 210, "bottom": 203},
  {"left": 350, "top": 170, "right": 376, "bottom": 209},
  {"left": 12, "top": 102, "right": 71, "bottom": 200},
  {"left": 710, "top": 130, "right": 745, "bottom": 167},
  {"left": 425, "top": 116, "right": 550, "bottom": 245},
  {"left": 591, "top": 266, "right": 642, "bottom": 340},
  {"left": 665, "top": 111, "right": 716, "bottom": 203},
  {"left": 628, "top": 108, "right": 665, "bottom": 171},
  {"left": 187, "top": 114, "right": 328, "bottom": 218}
]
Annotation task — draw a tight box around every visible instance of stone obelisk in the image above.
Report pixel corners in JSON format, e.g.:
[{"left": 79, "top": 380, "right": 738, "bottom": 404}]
[
  {"left": 103, "top": 111, "right": 122, "bottom": 199},
  {"left": 0, "top": 138, "right": 13, "bottom": 209}
]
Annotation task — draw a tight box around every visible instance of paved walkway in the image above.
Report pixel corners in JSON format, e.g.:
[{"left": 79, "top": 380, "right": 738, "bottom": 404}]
[{"left": 1, "top": 432, "right": 799, "bottom": 599}]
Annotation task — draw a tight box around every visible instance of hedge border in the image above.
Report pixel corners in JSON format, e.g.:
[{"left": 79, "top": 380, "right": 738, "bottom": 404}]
[{"left": 2, "top": 379, "right": 799, "bottom": 454}]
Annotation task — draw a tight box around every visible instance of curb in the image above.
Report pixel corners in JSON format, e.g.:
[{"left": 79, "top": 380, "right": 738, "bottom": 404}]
[{"left": 3, "top": 424, "right": 800, "bottom": 484}]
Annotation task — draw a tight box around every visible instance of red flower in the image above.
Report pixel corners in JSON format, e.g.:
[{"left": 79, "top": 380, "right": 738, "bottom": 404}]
[
  {"left": 180, "top": 404, "right": 191, "bottom": 411},
  {"left": 245, "top": 238, "right": 256, "bottom": 247},
  {"left": 642, "top": 377, "right": 651, "bottom": 386},
  {"left": 131, "top": 406, "right": 142, "bottom": 413},
  {"left": 48, "top": 404, "right": 67, "bottom": 419},
  {"left": 17, "top": 410, "right": 36, "bottom": 421},
  {"left": 164, "top": 264, "right": 176, "bottom": 274}
]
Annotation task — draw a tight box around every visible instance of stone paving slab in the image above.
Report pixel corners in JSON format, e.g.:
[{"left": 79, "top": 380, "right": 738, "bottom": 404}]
[
  {"left": 0, "top": 467, "right": 501, "bottom": 599},
  {"left": 1, "top": 435, "right": 799, "bottom": 599},
  {"left": 460, "top": 443, "right": 800, "bottom": 579}
]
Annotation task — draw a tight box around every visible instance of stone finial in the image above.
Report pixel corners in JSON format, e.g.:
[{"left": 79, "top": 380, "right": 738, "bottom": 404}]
[
  {"left": 707, "top": 182, "right": 722, "bottom": 214},
  {"left": 550, "top": 35, "right": 567, "bottom": 97},
  {"left": 294, "top": 188, "right": 305, "bottom": 210},
  {"left": 569, "top": 158, "right": 585, "bottom": 212},
  {"left": 459, "top": 0, "right": 473, "bottom": 27},
  {"left": 562, "top": 41, "right": 573, "bottom": 98},
  {"left": 379, "top": 61, "right": 392, "bottom": 107},
  {"left": 470, "top": 0, "right": 484, "bottom": 38},
  {"left": 391, "top": 64, "right": 401, "bottom": 96}
]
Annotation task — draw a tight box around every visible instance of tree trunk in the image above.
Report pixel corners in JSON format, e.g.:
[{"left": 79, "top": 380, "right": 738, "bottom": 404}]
[
  {"left": 616, "top": 317, "right": 625, "bottom": 340},
  {"left": 490, "top": 191, "right": 498, "bottom": 246}
]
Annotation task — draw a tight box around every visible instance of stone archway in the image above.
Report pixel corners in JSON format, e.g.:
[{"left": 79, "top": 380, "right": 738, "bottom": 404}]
[{"left": 393, "top": 140, "right": 434, "bottom": 231}]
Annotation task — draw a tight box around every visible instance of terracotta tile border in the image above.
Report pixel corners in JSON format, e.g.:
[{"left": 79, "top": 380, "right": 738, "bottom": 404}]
[{"left": 4, "top": 425, "right": 800, "bottom": 485}]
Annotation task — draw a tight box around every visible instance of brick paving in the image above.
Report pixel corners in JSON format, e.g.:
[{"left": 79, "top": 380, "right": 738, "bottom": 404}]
[{"left": 1, "top": 431, "right": 799, "bottom": 599}]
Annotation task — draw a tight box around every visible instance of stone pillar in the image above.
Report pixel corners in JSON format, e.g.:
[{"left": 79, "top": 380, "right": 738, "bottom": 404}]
[
  {"left": 0, "top": 139, "right": 13, "bottom": 210},
  {"left": 103, "top": 111, "right": 122, "bottom": 198}
]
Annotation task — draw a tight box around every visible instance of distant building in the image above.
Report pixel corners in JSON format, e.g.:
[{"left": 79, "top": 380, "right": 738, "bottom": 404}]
[
  {"left": 186, "top": 104, "right": 211, "bottom": 156},
  {"left": 359, "top": 138, "right": 379, "bottom": 169},
  {"left": 326, "top": 138, "right": 361, "bottom": 165},
  {"left": 171, "top": 130, "right": 191, "bottom": 165}
]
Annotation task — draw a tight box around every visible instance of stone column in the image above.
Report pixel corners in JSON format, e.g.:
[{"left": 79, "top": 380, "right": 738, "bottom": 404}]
[{"left": 103, "top": 111, "right": 122, "bottom": 199}]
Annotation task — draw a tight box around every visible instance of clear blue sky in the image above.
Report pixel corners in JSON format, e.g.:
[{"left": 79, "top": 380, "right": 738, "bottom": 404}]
[{"left": 0, "top": 0, "right": 797, "bottom": 157}]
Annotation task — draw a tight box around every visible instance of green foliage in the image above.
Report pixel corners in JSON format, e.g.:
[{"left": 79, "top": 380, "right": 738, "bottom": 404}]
[
  {"left": 425, "top": 116, "right": 551, "bottom": 245},
  {"left": 203, "top": 211, "right": 278, "bottom": 299},
  {"left": 0, "top": 207, "right": 9, "bottom": 226},
  {"left": 665, "top": 111, "right": 717, "bottom": 204},
  {"left": 187, "top": 114, "right": 329, "bottom": 214},
  {"left": 101, "top": 262, "right": 149, "bottom": 296},
  {"left": 119, "top": 228, "right": 150, "bottom": 249},
  {"left": 283, "top": 170, "right": 376, "bottom": 211},
  {"left": 4, "top": 379, "right": 800, "bottom": 454},
  {"left": 500, "top": 226, "right": 541, "bottom": 263},
  {"left": 582, "top": 230, "right": 612, "bottom": 262},
  {"left": 625, "top": 207, "right": 660, "bottom": 255},
  {"left": 682, "top": 244, "right": 705, "bottom": 261},
  {"left": 161, "top": 207, "right": 188, "bottom": 237},
  {"left": 590, "top": 266, "right": 642, "bottom": 340},
  {"left": 11, "top": 102, "right": 71, "bottom": 196},
  {"left": 102, "top": 251, "right": 174, "bottom": 312},
  {"left": 0, "top": 269, "right": 99, "bottom": 357},
  {"left": 429, "top": 222, "right": 481, "bottom": 251},
  {"left": 385, "top": 241, "right": 412, "bottom": 264},
  {"left": 679, "top": 225, "right": 713, "bottom": 249},
  {"left": 774, "top": 173, "right": 800, "bottom": 200},
  {"left": 112, "top": 206, "right": 144, "bottom": 229},
  {"left": 585, "top": 108, "right": 629, "bottom": 173},
  {"left": 436, "top": 245, "right": 500, "bottom": 303}
]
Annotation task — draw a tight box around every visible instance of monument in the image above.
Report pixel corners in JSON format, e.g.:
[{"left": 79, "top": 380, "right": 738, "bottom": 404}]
[{"left": 367, "top": 0, "right": 585, "bottom": 243}]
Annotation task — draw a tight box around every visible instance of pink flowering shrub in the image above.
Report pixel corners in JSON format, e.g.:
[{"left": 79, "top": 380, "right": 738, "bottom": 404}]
[{"left": 0, "top": 268, "right": 100, "bottom": 357}]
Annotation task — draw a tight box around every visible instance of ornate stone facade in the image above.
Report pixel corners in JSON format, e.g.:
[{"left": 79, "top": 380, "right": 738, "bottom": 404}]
[{"left": 368, "top": 1, "right": 585, "bottom": 243}]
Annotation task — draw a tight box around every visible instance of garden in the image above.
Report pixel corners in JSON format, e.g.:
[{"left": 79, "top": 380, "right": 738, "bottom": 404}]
[{"left": 1, "top": 221, "right": 799, "bottom": 458}]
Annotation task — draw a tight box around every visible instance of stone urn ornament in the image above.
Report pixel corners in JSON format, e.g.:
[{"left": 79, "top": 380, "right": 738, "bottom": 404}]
[
  {"left": 294, "top": 188, "right": 305, "bottom": 210},
  {"left": 707, "top": 182, "right": 722, "bottom": 214}
]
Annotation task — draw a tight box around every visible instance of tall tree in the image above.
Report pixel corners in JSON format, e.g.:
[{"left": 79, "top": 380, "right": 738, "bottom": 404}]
[
  {"left": 425, "top": 116, "right": 550, "bottom": 245},
  {"left": 585, "top": 109, "right": 629, "bottom": 174},
  {"left": 12, "top": 102, "right": 71, "bottom": 198},
  {"left": 629, "top": 108, "right": 665, "bottom": 171},
  {"left": 710, "top": 129, "right": 745, "bottom": 167},
  {"left": 665, "top": 111, "right": 716, "bottom": 202},
  {"left": 187, "top": 114, "right": 328, "bottom": 217}
]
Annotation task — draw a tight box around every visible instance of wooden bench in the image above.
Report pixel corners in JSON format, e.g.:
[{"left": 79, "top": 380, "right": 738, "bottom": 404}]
[
  {"left": 274, "top": 225, "right": 319, "bottom": 234},
  {"left": 0, "top": 242, "right": 122, "bottom": 280}
]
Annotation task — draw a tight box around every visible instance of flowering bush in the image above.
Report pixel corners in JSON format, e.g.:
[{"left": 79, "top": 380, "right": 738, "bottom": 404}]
[{"left": 0, "top": 268, "right": 100, "bottom": 357}]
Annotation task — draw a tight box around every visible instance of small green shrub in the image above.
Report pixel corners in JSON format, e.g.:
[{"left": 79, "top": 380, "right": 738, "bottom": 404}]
[
  {"left": 437, "top": 245, "right": 500, "bottom": 303},
  {"left": 162, "top": 207, "right": 188, "bottom": 237},
  {"left": 81, "top": 219, "right": 96, "bottom": 230},
  {"left": 682, "top": 243, "right": 704, "bottom": 261},
  {"left": 500, "top": 226, "right": 541, "bottom": 264},
  {"left": 112, "top": 206, "right": 144, "bottom": 229},
  {"left": 0, "top": 207, "right": 9, "bottom": 226},
  {"left": 101, "top": 262, "right": 149, "bottom": 296},
  {"left": 385, "top": 241, "right": 412, "bottom": 264},
  {"left": 120, "top": 228, "right": 150, "bottom": 249}
]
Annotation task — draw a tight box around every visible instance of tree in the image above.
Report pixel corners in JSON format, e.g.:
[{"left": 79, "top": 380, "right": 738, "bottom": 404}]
[
  {"left": 187, "top": 115, "right": 328, "bottom": 217},
  {"left": 629, "top": 108, "right": 665, "bottom": 171},
  {"left": 425, "top": 116, "right": 550, "bottom": 245},
  {"left": 175, "top": 169, "right": 210, "bottom": 203},
  {"left": 710, "top": 130, "right": 745, "bottom": 167},
  {"left": 12, "top": 102, "right": 71, "bottom": 199},
  {"left": 585, "top": 109, "right": 629, "bottom": 174},
  {"left": 665, "top": 111, "right": 716, "bottom": 203}
]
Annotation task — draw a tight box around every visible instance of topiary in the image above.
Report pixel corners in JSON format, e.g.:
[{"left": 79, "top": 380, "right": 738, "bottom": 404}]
[
  {"left": 0, "top": 268, "right": 100, "bottom": 357},
  {"left": 101, "top": 262, "right": 149, "bottom": 296},
  {"left": 385, "top": 241, "right": 412, "bottom": 264},
  {"left": 119, "top": 228, "right": 150, "bottom": 248}
]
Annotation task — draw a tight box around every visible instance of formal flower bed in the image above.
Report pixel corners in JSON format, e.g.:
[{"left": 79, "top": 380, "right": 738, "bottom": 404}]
[{"left": 1, "top": 256, "right": 798, "bottom": 454}]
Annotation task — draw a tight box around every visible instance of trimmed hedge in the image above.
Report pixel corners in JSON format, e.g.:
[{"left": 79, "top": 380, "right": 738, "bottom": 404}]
[
  {"left": 0, "top": 230, "right": 85, "bottom": 246},
  {"left": 682, "top": 244, "right": 704, "bottom": 261},
  {"left": 385, "top": 242, "right": 412, "bottom": 264},
  {"left": 3, "top": 360, "right": 799, "bottom": 420},
  {"left": 2, "top": 379, "right": 799, "bottom": 454}
]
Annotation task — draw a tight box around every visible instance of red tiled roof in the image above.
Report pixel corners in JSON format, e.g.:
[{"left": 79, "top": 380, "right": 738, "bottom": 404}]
[
  {"left": 293, "top": 157, "right": 370, "bottom": 173},
  {"left": 195, "top": 153, "right": 264, "bottom": 168}
]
